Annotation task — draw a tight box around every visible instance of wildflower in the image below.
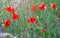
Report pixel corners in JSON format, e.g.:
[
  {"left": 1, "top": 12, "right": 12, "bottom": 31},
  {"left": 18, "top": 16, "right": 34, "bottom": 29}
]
[
  {"left": 42, "top": 29, "right": 46, "bottom": 32},
  {"left": 12, "top": 13, "right": 19, "bottom": 20},
  {"left": 4, "top": 20, "right": 11, "bottom": 27},
  {"left": 28, "top": 17, "right": 37, "bottom": 24},
  {"left": 6, "top": 6, "right": 14, "bottom": 14},
  {"left": 39, "top": 4, "right": 46, "bottom": 10},
  {"left": 51, "top": 3, "right": 57, "bottom": 10},
  {"left": 32, "top": 5, "right": 36, "bottom": 11}
]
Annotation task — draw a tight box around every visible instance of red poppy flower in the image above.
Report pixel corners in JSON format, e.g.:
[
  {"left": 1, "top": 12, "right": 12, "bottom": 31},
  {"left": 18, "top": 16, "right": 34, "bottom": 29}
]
[
  {"left": 12, "top": 13, "right": 19, "bottom": 20},
  {"left": 31, "top": 5, "right": 36, "bottom": 11},
  {"left": 6, "top": 6, "right": 14, "bottom": 14},
  {"left": 42, "top": 29, "right": 46, "bottom": 32},
  {"left": 4, "top": 20, "right": 11, "bottom": 27},
  {"left": 51, "top": 3, "right": 57, "bottom": 10},
  {"left": 28, "top": 17, "right": 37, "bottom": 24},
  {"left": 39, "top": 4, "right": 46, "bottom": 10}
]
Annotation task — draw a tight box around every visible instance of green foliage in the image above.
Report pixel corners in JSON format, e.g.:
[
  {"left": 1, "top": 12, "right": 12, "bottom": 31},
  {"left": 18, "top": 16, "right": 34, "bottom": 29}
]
[{"left": 0, "top": 0, "right": 60, "bottom": 38}]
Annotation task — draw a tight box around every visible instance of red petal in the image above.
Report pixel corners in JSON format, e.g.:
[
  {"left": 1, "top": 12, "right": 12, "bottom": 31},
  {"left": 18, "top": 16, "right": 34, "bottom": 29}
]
[
  {"left": 32, "top": 5, "right": 36, "bottom": 11},
  {"left": 51, "top": 3, "right": 57, "bottom": 10},
  {"left": 42, "top": 29, "right": 46, "bottom": 32},
  {"left": 12, "top": 13, "right": 19, "bottom": 20},
  {"left": 39, "top": 4, "right": 46, "bottom": 10},
  {"left": 6, "top": 6, "right": 14, "bottom": 14},
  {"left": 28, "top": 17, "right": 37, "bottom": 24},
  {"left": 4, "top": 20, "right": 11, "bottom": 27}
]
